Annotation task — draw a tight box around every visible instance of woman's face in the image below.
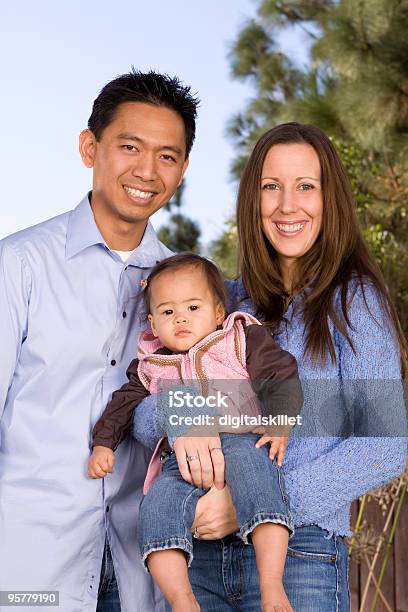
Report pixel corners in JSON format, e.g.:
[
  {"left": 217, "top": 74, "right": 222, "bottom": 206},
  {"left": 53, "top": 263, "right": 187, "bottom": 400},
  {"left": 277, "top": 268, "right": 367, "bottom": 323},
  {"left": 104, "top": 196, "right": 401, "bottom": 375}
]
[{"left": 260, "top": 143, "right": 323, "bottom": 273}]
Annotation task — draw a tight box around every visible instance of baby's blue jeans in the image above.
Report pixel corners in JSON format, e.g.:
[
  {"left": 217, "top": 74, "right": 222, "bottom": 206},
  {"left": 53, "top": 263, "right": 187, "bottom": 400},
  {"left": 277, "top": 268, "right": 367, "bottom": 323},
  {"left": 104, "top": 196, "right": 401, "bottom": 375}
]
[{"left": 138, "top": 433, "right": 293, "bottom": 570}]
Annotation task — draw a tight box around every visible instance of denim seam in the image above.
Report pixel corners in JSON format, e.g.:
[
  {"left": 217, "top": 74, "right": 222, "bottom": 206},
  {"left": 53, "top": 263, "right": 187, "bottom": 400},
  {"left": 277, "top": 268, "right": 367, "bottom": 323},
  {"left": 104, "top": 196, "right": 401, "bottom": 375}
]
[
  {"left": 277, "top": 467, "right": 289, "bottom": 505},
  {"left": 141, "top": 537, "right": 194, "bottom": 573},
  {"left": 239, "top": 512, "right": 295, "bottom": 544},
  {"left": 334, "top": 536, "right": 340, "bottom": 612},
  {"left": 345, "top": 540, "right": 351, "bottom": 609},
  {"left": 181, "top": 486, "right": 202, "bottom": 542},
  {"left": 221, "top": 540, "right": 243, "bottom": 600}
]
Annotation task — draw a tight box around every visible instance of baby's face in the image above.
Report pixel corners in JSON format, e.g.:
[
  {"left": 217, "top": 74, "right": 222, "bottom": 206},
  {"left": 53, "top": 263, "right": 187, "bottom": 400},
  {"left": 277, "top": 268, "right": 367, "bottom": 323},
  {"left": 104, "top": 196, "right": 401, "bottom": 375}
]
[{"left": 148, "top": 266, "right": 224, "bottom": 352}]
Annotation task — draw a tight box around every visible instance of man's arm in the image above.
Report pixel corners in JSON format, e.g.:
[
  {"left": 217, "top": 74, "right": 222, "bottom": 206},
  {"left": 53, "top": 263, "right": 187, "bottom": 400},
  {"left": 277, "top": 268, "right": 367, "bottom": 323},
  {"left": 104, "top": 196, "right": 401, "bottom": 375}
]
[
  {"left": 0, "top": 242, "right": 30, "bottom": 432},
  {"left": 92, "top": 358, "right": 150, "bottom": 450}
]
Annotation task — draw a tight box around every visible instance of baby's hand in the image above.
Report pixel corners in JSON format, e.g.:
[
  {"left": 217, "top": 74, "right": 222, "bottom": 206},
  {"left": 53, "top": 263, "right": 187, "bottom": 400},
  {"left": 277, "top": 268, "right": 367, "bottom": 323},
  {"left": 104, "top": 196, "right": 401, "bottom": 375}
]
[
  {"left": 255, "top": 435, "right": 289, "bottom": 466},
  {"left": 88, "top": 446, "right": 115, "bottom": 478}
]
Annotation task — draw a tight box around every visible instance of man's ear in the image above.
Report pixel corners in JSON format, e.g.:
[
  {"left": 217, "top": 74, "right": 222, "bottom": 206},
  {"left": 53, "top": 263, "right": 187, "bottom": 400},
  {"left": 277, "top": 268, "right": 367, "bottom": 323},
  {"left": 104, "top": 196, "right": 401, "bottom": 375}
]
[
  {"left": 148, "top": 314, "right": 158, "bottom": 337},
  {"left": 178, "top": 157, "right": 189, "bottom": 186},
  {"left": 215, "top": 303, "right": 225, "bottom": 325},
  {"left": 79, "top": 129, "right": 97, "bottom": 168}
]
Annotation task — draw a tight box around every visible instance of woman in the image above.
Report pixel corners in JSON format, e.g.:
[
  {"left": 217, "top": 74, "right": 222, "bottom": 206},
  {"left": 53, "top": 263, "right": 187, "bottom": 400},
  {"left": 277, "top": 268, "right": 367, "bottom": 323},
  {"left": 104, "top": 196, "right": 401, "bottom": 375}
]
[
  {"left": 135, "top": 123, "right": 407, "bottom": 610},
  {"left": 187, "top": 123, "right": 407, "bottom": 611}
]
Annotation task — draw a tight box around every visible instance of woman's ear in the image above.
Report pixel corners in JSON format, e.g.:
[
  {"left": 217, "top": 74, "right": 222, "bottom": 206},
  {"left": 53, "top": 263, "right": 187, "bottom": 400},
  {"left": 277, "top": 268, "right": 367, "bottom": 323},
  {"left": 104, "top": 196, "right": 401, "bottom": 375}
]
[{"left": 148, "top": 314, "right": 158, "bottom": 337}]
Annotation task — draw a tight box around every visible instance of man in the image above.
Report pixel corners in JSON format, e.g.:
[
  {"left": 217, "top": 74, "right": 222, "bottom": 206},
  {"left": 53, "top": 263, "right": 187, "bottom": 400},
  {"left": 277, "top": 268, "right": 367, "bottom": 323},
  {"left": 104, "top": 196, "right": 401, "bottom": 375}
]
[{"left": 0, "top": 69, "right": 197, "bottom": 612}]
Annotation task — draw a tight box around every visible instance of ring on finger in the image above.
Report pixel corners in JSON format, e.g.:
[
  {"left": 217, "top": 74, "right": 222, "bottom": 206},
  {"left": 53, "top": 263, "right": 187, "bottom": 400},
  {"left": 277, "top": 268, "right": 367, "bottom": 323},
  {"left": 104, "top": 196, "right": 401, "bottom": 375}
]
[
  {"left": 187, "top": 455, "right": 199, "bottom": 462},
  {"left": 193, "top": 527, "right": 200, "bottom": 539}
]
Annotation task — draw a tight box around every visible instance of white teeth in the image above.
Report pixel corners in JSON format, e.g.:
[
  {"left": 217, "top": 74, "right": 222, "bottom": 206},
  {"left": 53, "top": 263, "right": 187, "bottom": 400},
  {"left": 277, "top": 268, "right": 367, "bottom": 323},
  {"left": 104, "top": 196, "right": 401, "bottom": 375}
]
[
  {"left": 276, "top": 223, "right": 305, "bottom": 232},
  {"left": 124, "top": 186, "right": 154, "bottom": 200}
]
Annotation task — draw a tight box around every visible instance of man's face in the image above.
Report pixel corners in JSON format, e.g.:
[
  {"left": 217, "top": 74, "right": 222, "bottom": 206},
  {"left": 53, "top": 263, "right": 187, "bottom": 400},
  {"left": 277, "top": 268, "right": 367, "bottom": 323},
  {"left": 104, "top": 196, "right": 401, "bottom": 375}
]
[{"left": 80, "top": 102, "right": 188, "bottom": 230}]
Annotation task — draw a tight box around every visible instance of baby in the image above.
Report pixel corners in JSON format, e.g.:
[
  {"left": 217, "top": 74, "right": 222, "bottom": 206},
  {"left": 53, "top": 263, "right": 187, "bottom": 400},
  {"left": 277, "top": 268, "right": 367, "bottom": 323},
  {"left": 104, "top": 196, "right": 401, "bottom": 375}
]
[{"left": 88, "top": 253, "right": 302, "bottom": 612}]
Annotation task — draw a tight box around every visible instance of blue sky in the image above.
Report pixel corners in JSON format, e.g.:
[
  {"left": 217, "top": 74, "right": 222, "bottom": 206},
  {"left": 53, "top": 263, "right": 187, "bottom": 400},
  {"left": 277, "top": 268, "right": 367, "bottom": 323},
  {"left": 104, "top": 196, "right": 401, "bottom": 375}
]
[{"left": 0, "top": 1, "right": 307, "bottom": 246}]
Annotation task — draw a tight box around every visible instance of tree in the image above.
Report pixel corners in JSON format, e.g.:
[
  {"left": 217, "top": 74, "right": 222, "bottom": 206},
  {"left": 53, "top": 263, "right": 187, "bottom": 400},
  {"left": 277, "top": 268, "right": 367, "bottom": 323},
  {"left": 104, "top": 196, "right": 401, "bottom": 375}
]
[
  {"left": 157, "top": 180, "right": 201, "bottom": 253},
  {"left": 219, "top": 0, "right": 408, "bottom": 332},
  {"left": 208, "top": 216, "right": 238, "bottom": 279}
]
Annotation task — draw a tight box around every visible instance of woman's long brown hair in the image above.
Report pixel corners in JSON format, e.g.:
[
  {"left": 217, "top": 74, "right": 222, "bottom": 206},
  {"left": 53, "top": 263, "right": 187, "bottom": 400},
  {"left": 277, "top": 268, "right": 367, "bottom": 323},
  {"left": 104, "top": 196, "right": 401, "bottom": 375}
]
[{"left": 237, "top": 122, "right": 408, "bottom": 375}]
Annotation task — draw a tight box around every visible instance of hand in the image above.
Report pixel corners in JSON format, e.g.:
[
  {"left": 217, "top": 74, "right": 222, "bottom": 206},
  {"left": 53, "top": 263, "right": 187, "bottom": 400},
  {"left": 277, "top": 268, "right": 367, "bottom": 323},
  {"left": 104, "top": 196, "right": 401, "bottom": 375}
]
[
  {"left": 255, "top": 435, "right": 289, "bottom": 466},
  {"left": 88, "top": 445, "right": 115, "bottom": 478},
  {"left": 173, "top": 436, "right": 225, "bottom": 490},
  {"left": 192, "top": 485, "right": 239, "bottom": 540}
]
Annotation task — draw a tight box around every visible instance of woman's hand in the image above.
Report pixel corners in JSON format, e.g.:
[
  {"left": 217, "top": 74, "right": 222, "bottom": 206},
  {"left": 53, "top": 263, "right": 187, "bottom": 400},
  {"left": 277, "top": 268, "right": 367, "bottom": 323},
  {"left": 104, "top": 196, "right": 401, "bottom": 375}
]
[
  {"left": 88, "top": 445, "right": 115, "bottom": 478},
  {"left": 192, "top": 485, "right": 239, "bottom": 540},
  {"left": 173, "top": 435, "right": 225, "bottom": 489}
]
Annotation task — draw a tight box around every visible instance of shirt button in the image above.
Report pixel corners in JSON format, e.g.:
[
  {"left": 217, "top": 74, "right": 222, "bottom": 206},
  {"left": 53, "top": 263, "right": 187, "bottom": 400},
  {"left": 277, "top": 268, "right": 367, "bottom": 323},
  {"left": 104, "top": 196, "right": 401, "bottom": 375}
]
[
  {"left": 110, "top": 360, "right": 116, "bottom": 366},
  {"left": 122, "top": 311, "right": 127, "bottom": 318}
]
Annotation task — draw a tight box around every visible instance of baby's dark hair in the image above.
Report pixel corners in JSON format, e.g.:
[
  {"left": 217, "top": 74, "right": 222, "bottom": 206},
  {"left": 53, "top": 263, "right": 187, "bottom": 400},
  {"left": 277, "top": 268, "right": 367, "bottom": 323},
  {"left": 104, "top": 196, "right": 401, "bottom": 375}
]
[{"left": 143, "top": 253, "right": 227, "bottom": 314}]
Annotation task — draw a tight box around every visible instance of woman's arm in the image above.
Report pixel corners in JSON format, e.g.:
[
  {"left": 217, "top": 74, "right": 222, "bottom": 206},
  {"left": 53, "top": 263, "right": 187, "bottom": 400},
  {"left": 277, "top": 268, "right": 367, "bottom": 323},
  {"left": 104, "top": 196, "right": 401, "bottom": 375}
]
[{"left": 283, "top": 283, "right": 407, "bottom": 523}]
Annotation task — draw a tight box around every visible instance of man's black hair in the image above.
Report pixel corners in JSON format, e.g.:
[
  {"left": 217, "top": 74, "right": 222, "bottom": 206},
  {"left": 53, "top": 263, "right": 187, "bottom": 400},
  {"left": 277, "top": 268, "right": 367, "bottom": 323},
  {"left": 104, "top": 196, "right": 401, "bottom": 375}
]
[{"left": 88, "top": 68, "right": 199, "bottom": 158}]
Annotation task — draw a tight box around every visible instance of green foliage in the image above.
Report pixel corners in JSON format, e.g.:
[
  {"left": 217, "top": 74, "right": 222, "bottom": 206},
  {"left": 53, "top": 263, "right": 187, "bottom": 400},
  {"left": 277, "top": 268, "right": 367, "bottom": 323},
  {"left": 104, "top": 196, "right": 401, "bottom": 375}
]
[
  {"left": 222, "top": 0, "right": 408, "bottom": 335},
  {"left": 208, "top": 217, "right": 238, "bottom": 279},
  {"left": 157, "top": 180, "right": 201, "bottom": 253},
  {"left": 157, "top": 213, "right": 201, "bottom": 253}
]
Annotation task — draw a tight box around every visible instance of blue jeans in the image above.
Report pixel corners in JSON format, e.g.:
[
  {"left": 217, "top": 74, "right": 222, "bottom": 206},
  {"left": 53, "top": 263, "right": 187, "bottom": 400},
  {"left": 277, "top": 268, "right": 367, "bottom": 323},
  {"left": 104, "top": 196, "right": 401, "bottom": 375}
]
[
  {"left": 96, "top": 540, "right": 121, "bottom": 612},
  {"left": 139, "top": 433, "right": 293, "bottom": 569},
  {"left": 188, "top": 525, "right": 350, "bottom": 611}
]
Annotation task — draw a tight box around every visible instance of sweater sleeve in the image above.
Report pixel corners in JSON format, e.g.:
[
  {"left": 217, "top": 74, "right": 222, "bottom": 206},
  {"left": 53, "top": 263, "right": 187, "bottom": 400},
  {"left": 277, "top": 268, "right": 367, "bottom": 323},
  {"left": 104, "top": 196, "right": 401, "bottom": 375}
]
[
  {"left": 245, "top": 324, "right": 303, "bottom": 421},
  {"left": 284, "top": 283, "right": 407, "bottom": 522},
  {"left": 92, "top": 358, "right": 150, "bottom": 450}
]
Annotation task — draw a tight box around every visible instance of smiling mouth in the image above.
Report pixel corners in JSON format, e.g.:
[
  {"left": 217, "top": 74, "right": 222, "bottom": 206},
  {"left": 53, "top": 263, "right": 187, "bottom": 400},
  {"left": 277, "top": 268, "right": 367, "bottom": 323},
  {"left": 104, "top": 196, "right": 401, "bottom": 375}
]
[
  {"left": 123, "top": 185, "right": 156, "bottom": 200},
  {"left": 274, "top": 222, "right": 307, "bottom": 236}
]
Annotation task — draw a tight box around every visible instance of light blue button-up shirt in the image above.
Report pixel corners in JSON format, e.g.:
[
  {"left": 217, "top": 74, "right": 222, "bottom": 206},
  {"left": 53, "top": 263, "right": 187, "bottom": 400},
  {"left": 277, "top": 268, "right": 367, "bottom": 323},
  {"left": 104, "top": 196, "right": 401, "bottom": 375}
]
[{"left": 0, "top": 195, "right": 171, "bottom": 612}]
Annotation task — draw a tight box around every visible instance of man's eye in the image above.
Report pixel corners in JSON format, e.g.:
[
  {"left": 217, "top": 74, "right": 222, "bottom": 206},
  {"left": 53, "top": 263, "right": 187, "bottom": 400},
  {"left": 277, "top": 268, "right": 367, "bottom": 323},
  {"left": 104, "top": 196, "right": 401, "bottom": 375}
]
[
  {"left": 262, "top": 183, "right": 279, "bottom": 190},
  {"left": 188, "top": 305, "right": 199, "bottom": 311},
  {"left": 161, "top": 154, "right": 176, "bottom": 162},
  {"left": 122, "top": 145, "right": 137, "bottom": 152},
  {"left": 163, "top": 309, "right": 173, "bottom": 315}
]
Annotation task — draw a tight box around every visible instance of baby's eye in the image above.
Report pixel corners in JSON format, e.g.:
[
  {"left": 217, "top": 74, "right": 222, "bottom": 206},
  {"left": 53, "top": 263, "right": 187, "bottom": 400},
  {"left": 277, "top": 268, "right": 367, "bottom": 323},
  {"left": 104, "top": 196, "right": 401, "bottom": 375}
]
[
  {"left": 163, "top": 309, "right": 173, "bottom": 316},
  {"left": 188, "top": 305, "right": 199, "bottom": 311},
  {"left": 262, "top": 183, "right": 280, "bottom": 191}
]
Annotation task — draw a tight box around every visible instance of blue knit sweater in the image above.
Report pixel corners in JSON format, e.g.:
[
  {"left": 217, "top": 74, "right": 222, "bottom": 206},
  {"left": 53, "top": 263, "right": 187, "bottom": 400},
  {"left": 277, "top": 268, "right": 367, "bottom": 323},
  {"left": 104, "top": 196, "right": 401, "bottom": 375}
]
[{"left": 134, "top": 279, "right": 407, "bottom": 536}]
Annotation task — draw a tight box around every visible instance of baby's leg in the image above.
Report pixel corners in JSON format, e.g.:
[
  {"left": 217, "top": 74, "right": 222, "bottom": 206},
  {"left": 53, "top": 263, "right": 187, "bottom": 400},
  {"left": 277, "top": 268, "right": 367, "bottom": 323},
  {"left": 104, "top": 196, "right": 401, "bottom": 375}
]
[
  {"left": 221, "top": 433, "right": 294, "bottom": 612},
  {"left": 252, "top": 524, "right": 292, "bottom": 611},
  {"left": 138, "top": 453, "right": 204, "bottom": 610},
  {"left": 147, "top": 550, "right": 199, "bottom": 611}
]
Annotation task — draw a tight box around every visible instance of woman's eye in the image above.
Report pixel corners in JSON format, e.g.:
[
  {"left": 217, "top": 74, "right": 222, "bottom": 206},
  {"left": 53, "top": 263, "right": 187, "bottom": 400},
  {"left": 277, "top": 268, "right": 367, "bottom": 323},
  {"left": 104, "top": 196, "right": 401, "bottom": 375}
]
[
  {"left": 299, "top": 183, "right": 314, "bottom": 191},
  {"left": 262, "top": 183, "right": 279, "bottom": 191},
  {"left": 188, "top": 305, "right": 199, "bottom": 311}
]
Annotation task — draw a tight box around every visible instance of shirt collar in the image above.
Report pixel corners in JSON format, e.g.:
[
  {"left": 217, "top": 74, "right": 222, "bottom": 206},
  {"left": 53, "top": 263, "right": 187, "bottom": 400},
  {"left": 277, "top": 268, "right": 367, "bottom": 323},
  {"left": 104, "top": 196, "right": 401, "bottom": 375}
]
[
  {"left": 65, "top": 193, "right": 105, "bottom": 259},
  {"left": 127, "top": 222, "right": 168, "bottom": 269},
  {"left": 66, "top": 193, "right": 167, "bottom": 267}
]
